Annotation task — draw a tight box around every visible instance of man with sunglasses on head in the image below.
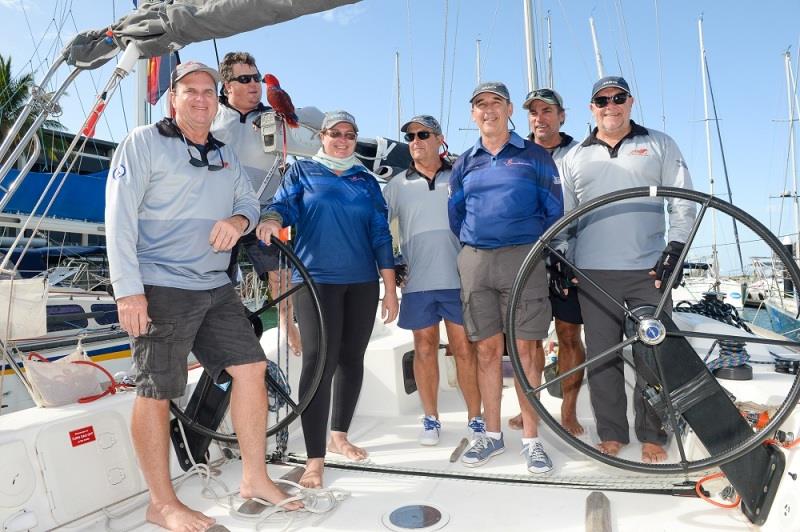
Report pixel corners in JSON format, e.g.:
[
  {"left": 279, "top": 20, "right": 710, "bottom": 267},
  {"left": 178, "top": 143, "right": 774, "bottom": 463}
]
[
  {"left": 211, "top": 51, "right": 302, "bottom": 356},
  {"left": 507, "top": 88, "right": 586, "bottom": 437},
  {"left": 448, "top": 82, "right": 563, "bottom": 474},
  {"left": 106, "top": 61, "right": 301, "bottom": 531},
  {"left": 382, "top": 115, "right": 482, "bottom": 447},
  {"left": 560, "top": 75, "right": 696, "bottom": 464}
]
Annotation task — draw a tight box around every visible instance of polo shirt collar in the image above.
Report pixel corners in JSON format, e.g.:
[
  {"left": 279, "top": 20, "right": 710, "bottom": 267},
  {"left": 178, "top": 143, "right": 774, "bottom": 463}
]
[
  {"left": 581, "top": 120, "right": 648, "bottom": 147},
  {"left": 470, "top": 131, "right": 525, "bottom": 156},
  {"left": 219, "top": 99, "right": 270, "bottom": 124},
  {"left": 406, "top": 157, "right": 452, "bottom": 179},
  {"left": 156, "top": 117, "right": 225, "bottom": 150}
]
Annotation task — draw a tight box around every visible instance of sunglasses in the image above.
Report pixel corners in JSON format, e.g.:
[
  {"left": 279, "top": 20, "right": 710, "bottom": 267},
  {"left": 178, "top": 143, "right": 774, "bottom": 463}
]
[
  {"left": 182, "top": 136, "right": 225, "bottom": 171},
  {"left": 229, "top": 73, "right": 261, "bottom": 84},
  {"left": 325, "top": 129, "right": 357, "bottom": 141},
  {"left": 403, "top": 131, "right": 435, "bottom": 142},
  {"left": 591, "top": 92, "right": 630, "bottom": 108}
]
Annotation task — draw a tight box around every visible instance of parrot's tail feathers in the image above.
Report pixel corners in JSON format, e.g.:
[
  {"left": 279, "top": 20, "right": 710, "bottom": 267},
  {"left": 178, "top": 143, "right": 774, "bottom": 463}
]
[{"left": 285, "top": 113, "right": 300, "bottom": 128}]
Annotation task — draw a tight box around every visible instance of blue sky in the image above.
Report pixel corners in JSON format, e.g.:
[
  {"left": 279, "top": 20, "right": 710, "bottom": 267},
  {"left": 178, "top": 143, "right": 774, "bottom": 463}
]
[{"left": 1, "top": 0, "right": 799, "bottom": 273}]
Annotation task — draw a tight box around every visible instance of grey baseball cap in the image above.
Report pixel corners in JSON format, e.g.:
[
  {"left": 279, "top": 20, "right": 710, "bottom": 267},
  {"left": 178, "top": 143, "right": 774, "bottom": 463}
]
[
  {"left": 171, "top": 61, "right": 220, "bottom": 86},
  {"left": 591, "top": 76, "right": 631, "bottom": 98},
  {"left": 321, "top": 110, "right": 358, "bottom": 132},
  {"left": 522, "top": 88, "right": 564, "bottom": 109},
  {"left": 401, "top": 115, "right": 442, "bottom": 135},
  {"left": 469, "top": 81, "right": 511, "bottom": 103}
]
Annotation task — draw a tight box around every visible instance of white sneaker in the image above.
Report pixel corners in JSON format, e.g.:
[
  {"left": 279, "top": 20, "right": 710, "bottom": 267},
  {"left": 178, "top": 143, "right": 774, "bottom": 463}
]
[{"left": 418, "top": 415, "right": 441, "bottom": 446}]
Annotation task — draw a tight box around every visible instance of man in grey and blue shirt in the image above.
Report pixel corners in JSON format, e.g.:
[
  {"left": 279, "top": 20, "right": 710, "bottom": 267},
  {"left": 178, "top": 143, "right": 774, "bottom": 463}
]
[
  {"left": 560, "top": 75, "right": 696, "bottom": 463},
  {"left": 383, "top": 115, "right": 482, "bottom": 447},
  {"left": 106, "top": 61, "right": 300, "bottom": 530}
]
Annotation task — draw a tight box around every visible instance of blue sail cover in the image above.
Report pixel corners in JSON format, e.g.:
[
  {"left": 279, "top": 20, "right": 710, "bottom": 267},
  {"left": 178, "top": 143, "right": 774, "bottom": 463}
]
[{"left": 1, "top": 169, "right": 105, "bottom": 223}]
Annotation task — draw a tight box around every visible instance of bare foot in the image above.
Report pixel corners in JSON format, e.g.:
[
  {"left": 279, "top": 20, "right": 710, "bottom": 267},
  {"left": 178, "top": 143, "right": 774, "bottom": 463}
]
[
  {"left": 597, "top": 440, "right": 624, "bottom": 456},
  {"left": 299, "top": 459, "right": 323, "bottom": 488},
  {"left": 641, "top": 442, "right": 668, "bottom": 463},
  {"left": 146, "top": 501, "right": 215, "bottom": 532},
  {"left": 240, "top": 480, "right": 303, "bottom": 511},
  {"left": 561, "top": 416, "right": 585, "bottom": 436},
  {"left": 508, "top": 413, "right": 523, "bottom": 431},
  {"left": 327, "top": 437, "right": 368, "bottom": 461}
]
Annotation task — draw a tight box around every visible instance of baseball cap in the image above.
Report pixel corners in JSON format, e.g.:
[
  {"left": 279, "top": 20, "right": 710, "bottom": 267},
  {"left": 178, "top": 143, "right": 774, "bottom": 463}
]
[
  {"left": 171, "top": 61, "right": 221, "bottom": 86},
  {"left": 591, "top": 76, "right": 631, "bottom": 98},
  {"left": 522, "top": 88, "right": 564, "bottom": 109},
  {"left": 400, "top": 115, "right": 442, "bottom": 135},
  {"left": 469, "top": 81, "right": 511, "bottom": 103},
  {"left": 321, "top": 110, "right": 358, "bottom": 132}
]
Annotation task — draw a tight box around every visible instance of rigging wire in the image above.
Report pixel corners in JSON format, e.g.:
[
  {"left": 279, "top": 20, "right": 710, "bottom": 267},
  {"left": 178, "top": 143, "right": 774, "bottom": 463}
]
[
  {"left": 405, "top": 0, "right": 416, "bottom": 115},
  {"left": 555, "top": 0, "right": 594, "bottom": 83},
  {"left": 439, "top": 0, "right": 448, "bottom": 124},
  {"left": 653, "top": 0, "right": 666, "bottom": 131},
  {"left": 480, "top": 0, "right": 503, "bottom": 77},
  {"left": 611, "top": 0, "right": 643, "bottom": 123},
  {"left": 444, "top": 0, "right": 461, "bottom": 139}
]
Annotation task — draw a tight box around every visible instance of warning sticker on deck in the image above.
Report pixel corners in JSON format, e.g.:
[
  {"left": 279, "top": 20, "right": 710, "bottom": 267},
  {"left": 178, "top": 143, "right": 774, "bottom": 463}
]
[{"left": 69, "top": 426, "right": 96, "bottom": 447}]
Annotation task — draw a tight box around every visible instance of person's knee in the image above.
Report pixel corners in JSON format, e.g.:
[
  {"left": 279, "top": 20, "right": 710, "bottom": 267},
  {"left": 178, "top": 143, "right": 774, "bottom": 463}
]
[{"left": 227, "top": 360, "right": 267, "bottom": 382}]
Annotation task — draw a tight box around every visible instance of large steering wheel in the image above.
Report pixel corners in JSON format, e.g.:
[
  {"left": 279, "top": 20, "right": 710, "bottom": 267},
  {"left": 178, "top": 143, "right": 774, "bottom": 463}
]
[
  {"left": 170, "top": 236, "right": 326, "bottom": 442},
  {"left": 507, "top": 187, "right": 800, "bottom": 474}
]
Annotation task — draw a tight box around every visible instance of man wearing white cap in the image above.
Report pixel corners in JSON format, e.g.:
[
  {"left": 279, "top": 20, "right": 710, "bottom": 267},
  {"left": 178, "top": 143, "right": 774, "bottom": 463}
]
[
  {"left": 383, "top": 115, "right": 482, "bottom": 446},
  {"left": 107, "top": 61, "right": 300, "bottom": 530},
  {"left": 448, "top": 82, "right": 563, "bottom": 473},
  {"left": 560, "top": 75, "right": 696, "bottom": 463}
]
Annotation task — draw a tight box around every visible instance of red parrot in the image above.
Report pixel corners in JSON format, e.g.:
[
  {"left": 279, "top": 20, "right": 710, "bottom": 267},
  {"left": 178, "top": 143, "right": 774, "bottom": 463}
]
[{"left": 264, "top": 73, "right": 299, "bottom": 128}]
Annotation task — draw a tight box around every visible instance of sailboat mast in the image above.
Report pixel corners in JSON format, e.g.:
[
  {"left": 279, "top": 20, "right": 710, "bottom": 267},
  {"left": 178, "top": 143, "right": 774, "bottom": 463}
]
[
  {"left": 698, "top": 17, "right": 720, "bottom": 284},
  {"left": 546, "top": 11, "right": 554, "bottom": 89},
  {"left": 784, "top": 50, "right": 800, "bottom": 263},
  {"left": 395, "top": 51, "right": 402, "bottom": 139},
  {"left": 589, "top": 17, "right": 605, "bottom": 79},
  {"left": 136, "top": 59, "right": 150, "bottom": 127},
  {"left": 523, "top": 0, "right": 539, "bottom": 92},
  {"left": 476, "top": 39, "right": 482, "bottom": 85}
]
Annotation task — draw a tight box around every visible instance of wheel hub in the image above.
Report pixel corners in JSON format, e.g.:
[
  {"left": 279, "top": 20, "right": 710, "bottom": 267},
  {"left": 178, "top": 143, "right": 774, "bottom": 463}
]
[{"left": 637, "top": 317, "right": 666, "bottom": 346}]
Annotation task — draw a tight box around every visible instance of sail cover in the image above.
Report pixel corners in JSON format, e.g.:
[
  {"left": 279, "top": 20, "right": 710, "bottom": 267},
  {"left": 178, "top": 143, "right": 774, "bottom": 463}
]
[{"left": 64, "top": 0, "right": 361, "bottom": 70}]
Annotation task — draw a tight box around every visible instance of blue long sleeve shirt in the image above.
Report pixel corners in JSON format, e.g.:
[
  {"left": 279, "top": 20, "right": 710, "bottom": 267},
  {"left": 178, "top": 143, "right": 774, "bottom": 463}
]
[
  {"left": 448, "top": 132, "right": 564, "bottom": 249},
  {"left": 265, "top": 159, "right": 394, "bottom": 284}
]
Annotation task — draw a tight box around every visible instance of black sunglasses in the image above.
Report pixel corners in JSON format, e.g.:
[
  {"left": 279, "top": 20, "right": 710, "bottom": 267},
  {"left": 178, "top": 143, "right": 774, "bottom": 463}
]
[
  {"left": 325, "top": 129, "right": 357, "bottom": 141},
  {"left": 591, "top": 92, "right": 630, "bottom": 108},
  {"left": 229, "top": 73, "right": 261, "bottom": 84},
  {"left": 182, "top": 136, "right": 225, "bottom": 171},
  {"left": 404, "top": 131, "right": 435, "bottom": 142}
]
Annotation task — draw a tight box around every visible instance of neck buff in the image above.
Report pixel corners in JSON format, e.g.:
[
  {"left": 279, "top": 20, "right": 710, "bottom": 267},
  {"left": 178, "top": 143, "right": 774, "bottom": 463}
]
[{"left": 312, "top": 148, "right": 360, "bottom": 172}]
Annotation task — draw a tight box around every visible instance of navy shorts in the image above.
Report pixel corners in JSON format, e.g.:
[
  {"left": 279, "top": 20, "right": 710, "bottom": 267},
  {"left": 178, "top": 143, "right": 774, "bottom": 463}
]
[
  {"left": 398, "top": 289, "right": 464, "bottom": 330},
  {"left": 131, "top": 284, "right": 266, "bottom": 399},
  {"left": 550, "top": 286, "right": 583, "bottom": 324}
]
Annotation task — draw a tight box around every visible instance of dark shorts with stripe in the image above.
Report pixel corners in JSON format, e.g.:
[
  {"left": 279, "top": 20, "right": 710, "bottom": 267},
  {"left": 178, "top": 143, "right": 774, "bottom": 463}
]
[
  {"left": 549, "top": 286, "right": 583, "bottom": 324},
  {"left": 131, "top": 284, "right": 265, "bottom": 399}
]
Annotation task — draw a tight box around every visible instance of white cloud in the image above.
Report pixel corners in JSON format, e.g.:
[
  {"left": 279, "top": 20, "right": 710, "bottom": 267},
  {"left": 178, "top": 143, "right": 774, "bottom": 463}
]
[
  {"left": 314, "top": 4, "right": 366, "bottom": 26},
  {"left": 0, "top": 0, "right": 24, "bottom": 9}
]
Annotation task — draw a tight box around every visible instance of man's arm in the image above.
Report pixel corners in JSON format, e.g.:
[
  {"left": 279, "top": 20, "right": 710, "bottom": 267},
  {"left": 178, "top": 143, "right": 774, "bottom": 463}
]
[
  {"left": 447, "top": 159, "right": 466, "bottom": 239},
  {"left": 661, "top": 134, "right": 697, "bottom": 243}
]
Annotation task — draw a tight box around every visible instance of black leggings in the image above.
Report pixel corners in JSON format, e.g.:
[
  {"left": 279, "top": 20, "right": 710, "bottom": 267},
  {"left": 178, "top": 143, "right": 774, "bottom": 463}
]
[{"left": 295, "top": 281, "right": 379, "bottom": 458}]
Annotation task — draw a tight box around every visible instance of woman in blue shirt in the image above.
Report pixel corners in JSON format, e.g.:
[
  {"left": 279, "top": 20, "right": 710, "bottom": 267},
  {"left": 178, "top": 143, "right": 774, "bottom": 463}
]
[{"left": 257, "top": 110, "right": 398, "bottom": 489}]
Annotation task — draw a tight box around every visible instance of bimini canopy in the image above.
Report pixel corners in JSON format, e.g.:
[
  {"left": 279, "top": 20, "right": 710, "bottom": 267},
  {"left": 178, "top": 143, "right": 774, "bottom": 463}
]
[{"left": 64, "top": 0, "right": 362, "bottom": 70}]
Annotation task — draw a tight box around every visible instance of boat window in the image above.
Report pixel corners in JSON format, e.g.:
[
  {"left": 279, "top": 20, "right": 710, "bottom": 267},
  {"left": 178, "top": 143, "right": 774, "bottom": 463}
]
[
  {"left": 91, "top": 304, "right": 118, "bottom": 325},
  {"left": 46, "top": 304, "right": 89, "bottom": 332}
]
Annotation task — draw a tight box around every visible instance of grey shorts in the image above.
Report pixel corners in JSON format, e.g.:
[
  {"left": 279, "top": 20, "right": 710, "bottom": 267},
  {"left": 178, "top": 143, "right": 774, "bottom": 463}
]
[
  {"left": 457, "top": 244, "right": 551, "bottom": 342},
  {"left": 132, "top": 284, "right": 265, "bottom": 399}
]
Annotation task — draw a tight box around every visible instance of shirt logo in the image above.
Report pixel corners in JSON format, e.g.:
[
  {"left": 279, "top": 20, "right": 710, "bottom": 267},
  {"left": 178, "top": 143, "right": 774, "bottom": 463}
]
[
  {"left": 629, "top": 148, "right": 649, "bottom": 156},
  {"left": 553, "top": 174, "right": 561, "bottom": 185},
  {"left": 112, "top": 165, "right": 126, "bottom": 180}
]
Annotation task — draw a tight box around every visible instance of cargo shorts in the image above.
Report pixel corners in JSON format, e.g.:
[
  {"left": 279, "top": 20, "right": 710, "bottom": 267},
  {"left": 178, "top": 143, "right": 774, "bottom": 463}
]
[
  {"left": 457, "top": 244, "right": 551, "bottom": 342},
  {"left": 132, "top": 284, "right": 265, "bottom": 399}
]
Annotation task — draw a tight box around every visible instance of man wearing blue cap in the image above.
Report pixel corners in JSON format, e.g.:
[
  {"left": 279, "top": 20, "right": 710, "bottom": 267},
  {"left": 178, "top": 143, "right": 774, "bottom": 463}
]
[
  {"left": 383, "top": 115, "right": 482, "bottom": 447},
  {"left": 560, "top": 76, "right": 696, "bottom": 463},
  {"left": 448, "top": 82, "right": 563, "bottom": 473}
]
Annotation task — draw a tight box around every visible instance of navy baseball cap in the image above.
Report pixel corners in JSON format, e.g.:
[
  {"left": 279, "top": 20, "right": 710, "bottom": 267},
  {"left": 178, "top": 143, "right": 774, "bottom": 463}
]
[
  {"left": 591, "top": 76, "right": 631, "bottom": 98},
  {"left": 469, "top": 81, "right": 511, "bottom": 103},
  {"left": 401, "top": 115, "right": 442, "bottom": 135}
]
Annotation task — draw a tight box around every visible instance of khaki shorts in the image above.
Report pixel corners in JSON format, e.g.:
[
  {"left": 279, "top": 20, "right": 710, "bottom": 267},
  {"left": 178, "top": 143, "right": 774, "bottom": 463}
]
[{"left": 457, "top": 244, "right": 551, "bottom": 342}]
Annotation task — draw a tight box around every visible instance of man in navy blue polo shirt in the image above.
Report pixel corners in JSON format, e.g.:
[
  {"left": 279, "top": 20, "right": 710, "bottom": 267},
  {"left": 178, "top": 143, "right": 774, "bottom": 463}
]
[{"left": 448, "top": 82, "right": 563, "bottom": 474}]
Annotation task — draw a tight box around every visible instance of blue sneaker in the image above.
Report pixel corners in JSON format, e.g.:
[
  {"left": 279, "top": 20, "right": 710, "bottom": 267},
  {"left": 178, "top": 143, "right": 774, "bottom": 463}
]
[
  {"left": 522, "top": 441, "right": 553, "bottom": 473},
  {"left": 418, "top": 415, "right": 441, "bottom": 446},
  {"left": 462, "top": 433, "right": 504, "bottom": 467},
  {"left": 467, "top": 416, "right": 485, "bottom": 441}
]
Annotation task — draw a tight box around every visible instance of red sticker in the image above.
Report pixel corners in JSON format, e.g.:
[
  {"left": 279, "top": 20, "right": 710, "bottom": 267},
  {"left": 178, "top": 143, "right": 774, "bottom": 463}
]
[{"left": 69, "top": 426, "right": 96, "bottom": 447}]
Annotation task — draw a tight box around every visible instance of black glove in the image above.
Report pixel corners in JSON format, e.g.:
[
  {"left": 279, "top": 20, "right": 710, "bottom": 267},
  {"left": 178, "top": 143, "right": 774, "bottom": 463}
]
[
  {"left": 651, "top": 241, "right": 685, "bottom": 291},
  {"left": 545, "top": 251, "right": 575, "bottom": 300}
]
